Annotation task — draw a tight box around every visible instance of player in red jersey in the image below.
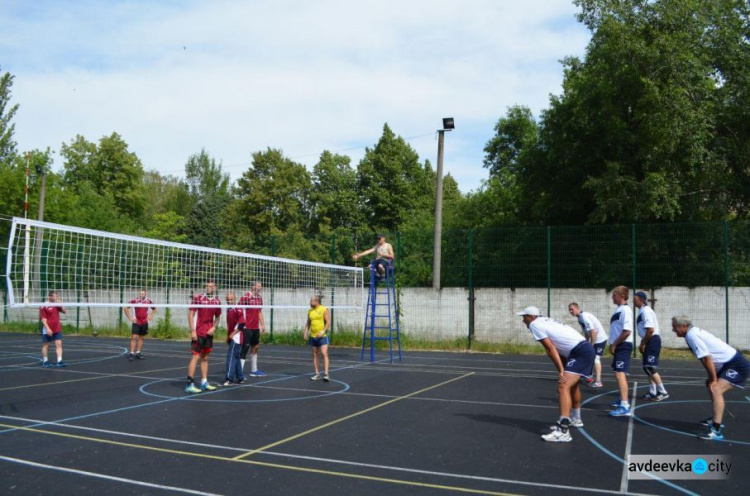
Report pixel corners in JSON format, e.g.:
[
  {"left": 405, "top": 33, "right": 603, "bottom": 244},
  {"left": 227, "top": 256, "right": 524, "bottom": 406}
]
[
  {"left": 123, "top": 289, "right": 157, "bottom": 361},
  {"left": 239, "top": 281, "right": 267, "bottom": 377},
  {"left": 185, "top": 279, "right": 221, "bottom": 394},
  {"left": 223, "top": 291, "right": 246, "bottom": 386},
  {"left": 40, "top": 291, "right": 67, "bottom": 368}
]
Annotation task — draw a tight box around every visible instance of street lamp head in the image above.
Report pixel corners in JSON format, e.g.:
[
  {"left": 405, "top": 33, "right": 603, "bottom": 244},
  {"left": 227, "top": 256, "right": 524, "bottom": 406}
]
[{"left": 442, "top": 117, "right": 455, "bottom": 130}]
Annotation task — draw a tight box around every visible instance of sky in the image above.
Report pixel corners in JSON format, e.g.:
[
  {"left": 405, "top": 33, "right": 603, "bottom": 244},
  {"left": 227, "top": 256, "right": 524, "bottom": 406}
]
[{"left": 1, "top": 0, "right": 591, "bottom": 193}]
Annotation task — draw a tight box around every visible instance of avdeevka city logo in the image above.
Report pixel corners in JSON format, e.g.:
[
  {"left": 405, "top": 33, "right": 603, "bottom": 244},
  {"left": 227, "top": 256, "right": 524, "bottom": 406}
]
[{"left": 628, "top": 455, "right": 732, "bottom": 480}]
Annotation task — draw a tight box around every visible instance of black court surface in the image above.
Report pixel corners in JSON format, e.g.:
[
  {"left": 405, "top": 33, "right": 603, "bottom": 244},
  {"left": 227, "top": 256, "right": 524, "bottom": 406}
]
[{"left": 0, "top": 333, "right": 747, "bottom": 496}]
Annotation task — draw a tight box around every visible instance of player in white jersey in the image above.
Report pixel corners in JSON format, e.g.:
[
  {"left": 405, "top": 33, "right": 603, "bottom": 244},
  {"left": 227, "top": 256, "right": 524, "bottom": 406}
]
[
  {"left": 672, "top": 315, "right": 750, "bottom": 440},
  {"left": 634, "top": 291, "right": 668, "bottom": 401},
  {"left": 608, "top": 286, "right": 634, "bottom": 417},
  {"left": 568, "top": 303, "right": 607, "bottom": 387},
  {"left": 518, "top": 306, "right": 595, "bottom": 443}
]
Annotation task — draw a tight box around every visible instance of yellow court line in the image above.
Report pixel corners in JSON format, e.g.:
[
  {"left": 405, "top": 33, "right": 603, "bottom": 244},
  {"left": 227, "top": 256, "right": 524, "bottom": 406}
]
[
  {"left": 0, "top": 420, "right": 518, "bottom": 496},
  {"left": 0, "top": 366, "right": 186, "bottom": 392},
  {"left": 233, "top": 371, "right": 475, "bottom": 460}
]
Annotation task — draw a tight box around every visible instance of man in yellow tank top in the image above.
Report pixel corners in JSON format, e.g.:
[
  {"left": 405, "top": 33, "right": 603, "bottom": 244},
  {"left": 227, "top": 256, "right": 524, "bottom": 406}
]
[{"left": 304, "top": 295, "right": 331, "bottom": 382}]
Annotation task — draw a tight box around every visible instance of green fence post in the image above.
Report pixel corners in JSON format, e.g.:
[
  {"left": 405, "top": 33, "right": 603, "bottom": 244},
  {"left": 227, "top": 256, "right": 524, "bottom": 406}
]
[
  {"left": 467, "top": 229, "right": 475, "bottom": 350},
  {"left": 724, "top": 221, "right": 729, "bottom": 344},
  {"left": 330, "top": 233, "right": 336, "bottom": 344},
  {"left": 269, "top": 236, "right": 276, "bottom": 343},
  {"left": 632, "top": 224, "right": 637, "bottom": 357},
  {"left": 546, "top": 226, "right": 551, "bottom": 316},
  {"left": 3, "top": 288, "right": 7, "bottom": 324}
]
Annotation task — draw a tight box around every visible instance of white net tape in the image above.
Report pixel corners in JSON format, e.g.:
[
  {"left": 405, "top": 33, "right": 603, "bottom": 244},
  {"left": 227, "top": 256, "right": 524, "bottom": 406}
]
[{"left": 5, "top": 217, "right": 363, "bottom": 309}]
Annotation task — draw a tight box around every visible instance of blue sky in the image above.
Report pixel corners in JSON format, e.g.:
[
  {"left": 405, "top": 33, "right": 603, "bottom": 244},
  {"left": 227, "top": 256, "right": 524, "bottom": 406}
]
[{"left": 1, "top": 0, "right": 590, "bottom": 193}]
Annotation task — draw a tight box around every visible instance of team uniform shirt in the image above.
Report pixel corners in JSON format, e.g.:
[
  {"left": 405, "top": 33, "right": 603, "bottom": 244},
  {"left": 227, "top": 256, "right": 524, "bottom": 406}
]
[
  {"left": 636, "top": 305, "right": 659, "bottom": 338},
  {"left": 685, "top": 327, "right": 738, "bottom": 368},
  {"left": 308, "top": 305, "right": 328, "bottom": 337},
  {"left": 190, "top": 294, "right": 221, "bottom": 337},
  {"left": 226, "top": 307, "right": 245, "bottom": 344},
  {"left": 40, "top": 306, "right": 62, "bottom": 333},
  {"left": 529, "top": 317, "right": 586, "bottom": 358},
  {"left": 609, "top": 304, "right": 634, "bottom": 344},
  {"left": 240, "top": 293, "right": 263, "bottom": 329},
  {"left": 576, "top": 311, "right": 607, "bottom": 344},
  {"left": 128, "top": 297, "right": 155, "bottom": 325}
]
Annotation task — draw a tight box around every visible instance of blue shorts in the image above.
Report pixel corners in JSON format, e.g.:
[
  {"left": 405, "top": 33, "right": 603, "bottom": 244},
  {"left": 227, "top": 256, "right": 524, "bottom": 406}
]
[
  {"left": 41, "top": 329, "right": 62, "bottom": 343},
  {"left": 642, "top": 335, "right": 662, "bottom": 368},
  {"left": 612, "top": 342, "right": 633, "bottom": 374},
  {"left": 563, "top": 341, "right": 595, "bottom": 378},
  {"left": 718, "top": 352, "right": 749, "bottom": 389},
  {"left": 309, "top": 336, "right": 330, "bottom": 347},
  {"left": 593, "top": 341, "right": 607, "bottom": 357}
]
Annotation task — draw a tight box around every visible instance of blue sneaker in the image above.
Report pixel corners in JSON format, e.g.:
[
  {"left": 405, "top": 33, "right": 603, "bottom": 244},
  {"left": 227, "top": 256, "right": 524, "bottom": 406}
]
[
  {"left": 610, "top": 399, "right": 621, "bottom": 407},
  {"left": 42, "top": 361, "right": 54, "bottom": 368},
  {"left": 56, "top": 361, "right": 67, "bottom": 368},
  {"left": 698, "top": 427, "right": 724, "bottom": 440},
  {"left": 185, "top": 384, "right": 201, "bottom": 394},
  {"left": 609, "top": 405, "right": 631, "bottom": 417},
  {"left": 250, "top": 370, "right": 267, "bottom": 377}
]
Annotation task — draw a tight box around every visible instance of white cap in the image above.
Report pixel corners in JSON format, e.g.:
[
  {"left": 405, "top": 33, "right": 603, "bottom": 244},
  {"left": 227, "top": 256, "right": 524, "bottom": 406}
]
[{"left": 516, "top": 305, "right": 542, "bottom": 316}]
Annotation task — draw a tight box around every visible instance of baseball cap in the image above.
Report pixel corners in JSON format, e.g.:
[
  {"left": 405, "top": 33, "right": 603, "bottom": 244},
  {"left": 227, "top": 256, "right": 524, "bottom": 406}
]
[
  {"left": 516, "top": 305, "right": 542, "bottom": 316},
  {"left": 634, "top": 291, "right": 649, "bottom": 302}
]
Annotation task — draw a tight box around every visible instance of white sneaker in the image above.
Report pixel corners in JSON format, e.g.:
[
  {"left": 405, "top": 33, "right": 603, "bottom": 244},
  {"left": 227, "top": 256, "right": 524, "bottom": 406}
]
[
  {"left": 310, "top": 374, "right": 321, "bottom": 381},
  {"left": 569, "top": 418, "right": 584, "bottom": 428},
  {"left": 542, "top": 425, "right": 572, "bottom": 442}
]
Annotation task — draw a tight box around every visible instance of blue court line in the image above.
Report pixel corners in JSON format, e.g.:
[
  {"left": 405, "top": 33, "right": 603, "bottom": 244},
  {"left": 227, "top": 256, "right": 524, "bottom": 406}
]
[
  {"left": 633, "top": 400, "right": 750, "bottom": 446},
  {"left": 0, "top": 345, "right": 129, "bottom": 373},
  {"left": 0, "top": 357, "right": 391, "bottom": 435},
  {"left": 579, "top": 383, "right": 699, "bottom": 496}
]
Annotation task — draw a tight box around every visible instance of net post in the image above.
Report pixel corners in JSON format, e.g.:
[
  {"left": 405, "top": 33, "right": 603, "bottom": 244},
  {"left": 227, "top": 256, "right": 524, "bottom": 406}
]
[
  {"left": 269, "top": 236, "right": 276, "bottom": 342},
  {"left": 330, "top": 233, "right": 336, "bottom": 344}
]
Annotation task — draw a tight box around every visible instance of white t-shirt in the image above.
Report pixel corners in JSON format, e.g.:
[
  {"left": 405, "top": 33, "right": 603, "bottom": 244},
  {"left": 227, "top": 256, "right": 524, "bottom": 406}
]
[
  {"left": 636, "top": 305, "right": 659, "bottom": 338},
  {"left": 684, "top": 326, "right": 737, "bottom": 367},
  {"left": 576, "top": 311, "right": 607, "bottom": 344},
  {"left": 609, "top": 304, "right": 634, "bottom": 343},
  {"left": 529, "top": 317, "right": 586, "bottom": 357}
]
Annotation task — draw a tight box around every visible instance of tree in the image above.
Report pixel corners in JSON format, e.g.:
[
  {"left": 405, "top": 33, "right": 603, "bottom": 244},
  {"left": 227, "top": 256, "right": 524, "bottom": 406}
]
[
  {"left": 0, "top": 66, "right": 19, "bottom": 165},
  {"left": 310, "top": 151, "right": 362, "bottom": 233},
  {"left": 483, "top": 106, "right": 538, "bottom": 178},
  {"left": 356, "top": 124, "right": 434, "bottom": 232},
  {"left": 60, "top": 133, "right": 146, "bottom": 220},
  {"left": 182, "top": 150, "right": 230, "bottom": 247}
]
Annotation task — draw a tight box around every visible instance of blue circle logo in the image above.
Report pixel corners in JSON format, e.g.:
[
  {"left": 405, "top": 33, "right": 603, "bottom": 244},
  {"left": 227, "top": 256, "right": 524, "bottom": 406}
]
[{"left": 692, "top": 458, "right": 708, "bottom": 475}]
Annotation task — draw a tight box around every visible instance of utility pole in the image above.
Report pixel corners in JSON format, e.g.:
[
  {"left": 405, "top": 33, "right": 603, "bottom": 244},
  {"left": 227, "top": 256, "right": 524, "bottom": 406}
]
[
  {"left": 432, "top": 118, "right": 454, "bottom": 290},
  {"left": 34, "top": 159, "right": 48, "bottom": 299}
]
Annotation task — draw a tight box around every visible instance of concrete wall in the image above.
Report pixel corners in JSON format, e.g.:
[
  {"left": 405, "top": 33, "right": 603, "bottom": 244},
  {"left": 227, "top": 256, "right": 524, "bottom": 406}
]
[{"left": 4, "top": 287, "right": 749, "bottom": 349}]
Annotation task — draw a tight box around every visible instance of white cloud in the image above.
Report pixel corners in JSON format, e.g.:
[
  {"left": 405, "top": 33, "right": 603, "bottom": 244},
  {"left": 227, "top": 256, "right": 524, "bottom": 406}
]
[{"left": 2, "top": 0, "right": 590, "bottom": 191}]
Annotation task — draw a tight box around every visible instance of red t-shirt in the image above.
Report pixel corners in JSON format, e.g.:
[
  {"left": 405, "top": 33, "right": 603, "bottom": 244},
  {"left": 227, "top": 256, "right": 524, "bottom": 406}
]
[
  {"left": 190, "top": 294, "right": 221, "bottom": 337},
  {"left": 240, "top": 293, "right": 263, "bottom": 329},
  {"left": 40, "top": 306, "right": 62, "bottom": 333},
  {"left": 226, "top": 307, "right": 245, "bottom": 334},
  {"left": 129, "top": 298, "right": 155, "bottom": 325}
]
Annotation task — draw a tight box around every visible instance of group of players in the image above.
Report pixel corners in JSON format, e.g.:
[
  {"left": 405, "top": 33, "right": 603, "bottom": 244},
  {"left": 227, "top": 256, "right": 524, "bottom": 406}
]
[
  {"left": 38, "top": 279, "right": 333, "bottom": 395},
  {"left": 519, "top": 285, "right": 750, "bottom": 442}
]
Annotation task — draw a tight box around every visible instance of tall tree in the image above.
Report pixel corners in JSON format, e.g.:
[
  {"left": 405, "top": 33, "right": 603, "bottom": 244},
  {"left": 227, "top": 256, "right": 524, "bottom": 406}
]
[
  {"left": 0, "top": 66, "right": 19, "bottom": 165},
  {"left": 182, "top": 150, "right": 230, "bottom": 247},
  {"left": 310, "top": 151, "right": 362, "bottom": 233}
]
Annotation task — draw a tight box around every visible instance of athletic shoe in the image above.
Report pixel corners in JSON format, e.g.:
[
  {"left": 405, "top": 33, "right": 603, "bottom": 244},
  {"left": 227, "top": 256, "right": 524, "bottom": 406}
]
[
  {"left": 236, "top": 378, "right": 246, "bottom": 384},
  {"left": 642, "top": 392, "right": 656, "bottom": 400},
  {"left": 541, "top": 425, "right": 572, "bottom": 443},
  {"left": 569, "top": 418, "right": 584, "bottom": 428},
  {"left": 585, "top": 377, "right": 594, "bottom": 384},
  {"left": 698, "top": 427, "right": 724, "bottom": 440},
  {"left": 651, "top": 392, "right": 669, "bottom": 402},
  {"left": 589, "top": 381, "right": 603, "bottom": 388},
  {"left": 200, "top": 382, "right": 217, "bottom": 391},
  {"left": 42, "top": 361, "right": 54, "bottom": 368},
  {"left": 323, "top": 374, "right": 330, "bottom": 382},
  {"left": 56, "top": 361, "right": 67, "bottom": 368},
  {"left": 222, "top": 380, "right": 232, "bottom": 387},
  {"left": 136, "top": 353, "right": 144, "bottom": 360},
  {"left": 185, "top": 384, "right": 201, "bottom": 394},
  {"left": 610, "top": 399, "right": 622, "bottom": 407},
  {"left": 699, "top": 417, "right": 714, "bottom": 427},
  {"left": 310, "top": 374, "right": 321, "bottom": 381},
  {"left": 609, "top": 405, "right": 631, "bottom": 417},
  {"left": 250, "top": 370, "right": 267, "bottom": 377},
  {"left": 128, "top": 354, "right": 135, "bottom": 362}
]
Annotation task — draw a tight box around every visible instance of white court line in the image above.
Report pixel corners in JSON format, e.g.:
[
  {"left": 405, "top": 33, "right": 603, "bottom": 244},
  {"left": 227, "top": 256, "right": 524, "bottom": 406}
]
[
  {"left": 0, "top": 454, "right": 222, "bottom": 495},
  {"left": 0, "top": 414, "right": 657, "bottom": 496},
  {"left": 620, "top": 381, "right": 638, "bottom": 493}
]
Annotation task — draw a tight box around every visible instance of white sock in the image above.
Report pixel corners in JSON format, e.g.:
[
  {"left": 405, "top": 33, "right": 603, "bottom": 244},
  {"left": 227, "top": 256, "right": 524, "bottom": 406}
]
[
  {"left": 201, "top": 378, "right": 207, "bottom": 385},
  {"left": 571, "top": 408, "right": 581, "bottom": 420},
  {"left": 657, "top": 383, "right": 667, "bottom": 394},
  {"left": 57, "top": 356, "right": 62, "bottom": 363},
  {"left": 42, "top": 357, "right": 48, "bottom": 363},
  {"left": 649, "top": 383, "right": 657, "bottom": 395},
  {"left": 621, "top": 401, "right": 630, "bottom": 409},
  {"left": 251, "top": 354, "right": 258, "bottom": 372},
  {"left": 241, "top": 359, "right": 245, "bottom": 371}
]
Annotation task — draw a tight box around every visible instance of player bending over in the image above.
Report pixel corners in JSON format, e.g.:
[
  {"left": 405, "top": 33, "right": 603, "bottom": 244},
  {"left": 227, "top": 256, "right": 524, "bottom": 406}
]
[
  {"left": 304, "top": 295, "right": 331, "bottom": 382},
  {"left": 518, "top": 306, "right": 595, "bottom": 442},
  {"left": 185, "top": 279, "right": 221, "bottom": 394},
  {"left": 123, "top": 289, "right": 156, "bottom": 361},
  {"left": 672, "top": 315, "right": 749, "bottom": 440},
  {"left": 40, "top": 291, "right": 67, "bottom": 368}
]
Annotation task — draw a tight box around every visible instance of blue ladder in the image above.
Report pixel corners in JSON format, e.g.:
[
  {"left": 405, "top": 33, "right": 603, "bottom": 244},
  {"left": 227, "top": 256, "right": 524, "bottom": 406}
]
[{"left": 361, "top": 261, "right": 401, "bottom": 363}]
